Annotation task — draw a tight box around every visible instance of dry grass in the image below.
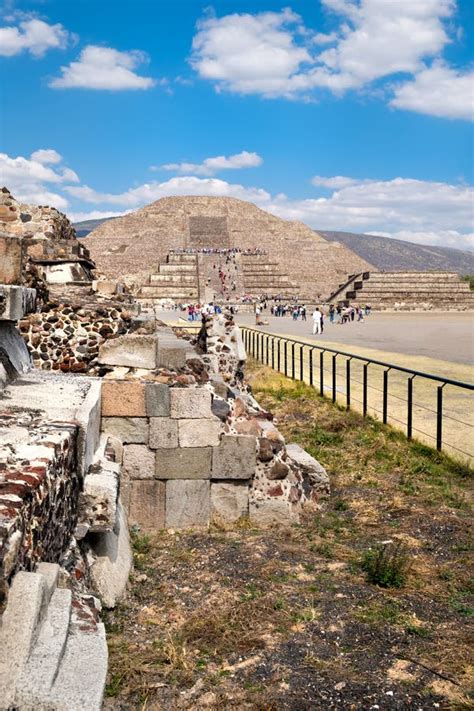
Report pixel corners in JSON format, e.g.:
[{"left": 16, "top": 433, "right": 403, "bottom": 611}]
[{"left": 104, "top": 361, "right": 473, "bottom": 710}]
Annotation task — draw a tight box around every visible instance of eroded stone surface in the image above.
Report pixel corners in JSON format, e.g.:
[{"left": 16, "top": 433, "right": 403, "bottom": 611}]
[{"left": 165, "top": 479, "right": 211, "bottom": 529}]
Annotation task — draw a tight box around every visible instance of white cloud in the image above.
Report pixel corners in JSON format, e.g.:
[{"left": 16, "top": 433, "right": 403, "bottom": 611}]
[
  {"left": 68, "top": 209, "right": 131, "bottom": 223},
  {"left": 0, "top": 150, "right": 80, "bottom": 210},
  {"left": 30, "top": 148, "right": 62, "bottom": 164},
  {"left": 64, "top": 176, "right": 271, "bottom": 208},
  {"left": 189, "top": 2, "right": 472, "bottom": 121},
  {"left": 390, "top": 62, "right": 474, "bottom": 121},
  {"left": 162, "top": 151, "right": 263, "bottom": 176},
  {"left": 190, "top": 9, "right": 313, "bottom": 98},
  {"left": 49, "top": 45, "right": 156, "bottom": 90},
  {"left": 311, "top": 175, "right": 364, "bottom": 188},
  {"left": 0, "top": 17, "right": 73, "bottom": 57}
]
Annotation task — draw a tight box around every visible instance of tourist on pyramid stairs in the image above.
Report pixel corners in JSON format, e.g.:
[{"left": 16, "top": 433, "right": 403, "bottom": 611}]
[{"left": 312, "top": 307, "right": 322, "bottom": 335}]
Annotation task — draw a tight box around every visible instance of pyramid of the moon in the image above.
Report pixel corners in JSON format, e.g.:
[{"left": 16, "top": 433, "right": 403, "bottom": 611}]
[{"left": 83, "top": 196, "right": 374, "bottom": 299}]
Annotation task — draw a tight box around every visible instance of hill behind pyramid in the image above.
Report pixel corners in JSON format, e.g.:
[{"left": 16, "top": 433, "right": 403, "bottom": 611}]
[{"left": 83, "top": 196, "right": 373, "bottom": 299}]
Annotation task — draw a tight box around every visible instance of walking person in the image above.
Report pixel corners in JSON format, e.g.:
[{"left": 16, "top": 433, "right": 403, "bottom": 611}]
[{"left": 312, "top": 307, "right": 322, "bottom": 335}]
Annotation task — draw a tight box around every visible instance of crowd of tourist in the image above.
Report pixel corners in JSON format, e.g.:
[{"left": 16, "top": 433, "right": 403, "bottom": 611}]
[
  {"left": 169, "top": 247, "right": 267, "bottom": 256},
  {"left": 254, "top": 300, "right": 372, "bottom": 333}
]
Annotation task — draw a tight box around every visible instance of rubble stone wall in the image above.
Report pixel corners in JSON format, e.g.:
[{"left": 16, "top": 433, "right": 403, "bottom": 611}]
[{"left": 0, "top": 417, "right": 80, "bottom": 585}]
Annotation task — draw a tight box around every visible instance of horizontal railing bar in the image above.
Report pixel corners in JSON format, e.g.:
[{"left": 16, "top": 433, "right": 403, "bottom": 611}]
[{"left": 241, "top": 327, "right": 474, "bottom": 390}]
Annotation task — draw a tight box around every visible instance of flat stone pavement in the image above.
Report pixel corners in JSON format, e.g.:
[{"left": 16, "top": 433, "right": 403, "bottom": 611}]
[{"left": 235, "top": 311, "right": 474, "bottom": 367}]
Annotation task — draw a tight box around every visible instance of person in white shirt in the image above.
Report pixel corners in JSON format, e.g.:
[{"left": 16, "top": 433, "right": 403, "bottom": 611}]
[{"left": 312, "top": 308, "right": 322, "bottom": 335}]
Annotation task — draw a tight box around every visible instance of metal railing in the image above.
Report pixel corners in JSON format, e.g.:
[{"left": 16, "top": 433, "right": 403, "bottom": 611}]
[{"left": 241, "top": 326, "right": 474, "bottom": 460}]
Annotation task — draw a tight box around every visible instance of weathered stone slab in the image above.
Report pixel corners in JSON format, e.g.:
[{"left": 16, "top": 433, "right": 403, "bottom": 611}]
[
  {"left": 157, "top": 341, "right": 187, "bottom": 370},
  {"left": 212, "top": 435, "right": 256, "bottom": 479},
  {"left": 178, "top": 418, "right": 221, "bottom": 447},
  {"left": 101, "top": 380, "right": 146, "bottom": 417},
  {"left": 149, "top": 417, "right": 178, "bottom": 449},
  {"left": 101, "top": 416, "right": 149, "bottom": 444},
  {"left": 76, "top": 380, "right": 102, "bottom": 477},
  {"left": 99, "top": 334, "right": 156, "bottom": 369},
  {"left": 123, "top": 444, "right": 155, "bottom": 480},
  {"left": 165, "top": 479, "right": 211, "bottom": 529},
  {"left": 90, "top": 502, "right": 132, "bottom": 608},
  {"left": 249, "top": 498, "right": 298, "bottom": 526},
  {"left": 211, "top": 482, "right": 249, "bottom": 523},
  {"left": 170, "top": 388, "right": 213, "bottom": 418},
  {"left": 0, "top": 285, "right": 36, "bottom": 320},
  {"left": 145, "top": 382, "right": 170, "bottom": 416},
  {"left": 128, "top": 480, "right": 165, "bottom": 530},
  {"left": 155, "top": 447, "right": 212, "bottom": 479},
  {"left": 285, "top": 443, "right": 330, "bottom": 493},
  {"left": 0, "top": 233, "right": 23, "bottom": 284}
]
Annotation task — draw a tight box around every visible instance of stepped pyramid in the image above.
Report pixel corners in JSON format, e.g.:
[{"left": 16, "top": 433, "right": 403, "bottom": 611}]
[{"left": 83, "top": 196, "right": 373, "bottom": 300}]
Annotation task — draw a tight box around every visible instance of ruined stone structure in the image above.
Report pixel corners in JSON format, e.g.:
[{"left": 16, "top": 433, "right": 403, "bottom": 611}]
[
  {"left": 0, "top": 187, "right": 95, "bottom": 285},
  {"left": 137, "top": 250, "right": 300, "bottom": 305},
  {"left": 84, "top": 196, "right": 374, "bottom": 300},
  {"left": 327, "top": 271, "right": 474, "bottom": 311}
]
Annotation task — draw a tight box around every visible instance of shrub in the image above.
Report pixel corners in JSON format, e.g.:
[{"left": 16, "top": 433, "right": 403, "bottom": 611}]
[{"left": 361, "top": 540, "right": 411, "bottom": 588}]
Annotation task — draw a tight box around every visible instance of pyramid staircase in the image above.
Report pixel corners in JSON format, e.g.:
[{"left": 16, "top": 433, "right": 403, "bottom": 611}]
[
  {"left": 137, "top": 251, "right": 300, "bottom": 305},
  {"left": 326, "top": 271, "right": 474, "bottom": 310}
]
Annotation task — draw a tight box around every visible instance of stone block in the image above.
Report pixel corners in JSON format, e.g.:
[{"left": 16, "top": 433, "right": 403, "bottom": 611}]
[
  {"left": 80, "top": 459, "right": 119, "bottom": 532},
  {"left": 211, "top": 482, "right": 249, "bottom": 523},
  {"left": 98, "top": 334, "right": 156, "bottom": 369},
  {"left": 178, "top": 418, "right": 221, "bottom": 447},
  {"left": 249, "top": 498, "right": 298, "bottom": 527},
  {"left": 90, "top": 502, "right": 132, "bottom": 608},
  {"left": 0, "top": 234, "right": 23, "bottom": 284},
  {"left": 0, "top": 285, "right": 36, "bottom": 320},
  {"left": 157, "top": 341, "right": 187, "bottom": 370},
  {"left": 212, "top": 435, "right": 256, "bottom": 480},
  {"left": 149, "top": 417, "right": 178, "bottom": 449},
  {"left": 76, "top": 380, "right": 102, "bottom": 477},
  {"left": 155, "top": 447, "right": 212, "bottom": 479},
  {"left": 285, "top": 443, "right": 330, "bottom": 493},
  {"left": 170, "top": 388, "right": 213, "bottom": 418},
  {"left": 145, "top": 382, "right": 170, "bottom": 416},
  {"left": 101, "top": 416, "right": 148, "bottom": 444},
  {"left": 129, "top": 480, "right": 165, "bottom": 531},
  {"left": 165, "top": 480, "right": 211, "bottom": 529},
  {"left": 101, "top": 380, "right": 146, "bottom": 417},
  {"left": 123, "top": 444, "right": 155, "bottom": 480}
]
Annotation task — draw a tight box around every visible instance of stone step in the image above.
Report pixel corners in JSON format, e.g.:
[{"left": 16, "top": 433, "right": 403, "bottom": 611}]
[
  {"left": 160, "top": 264, "right": 197, "bottom": 274},
  {"left": 139, "top": 285, "right": 199, "bottom": 297},
  {"left": 167, "top": 255, "right": 198, "bottom": 264},
  {"left": 150, "top": 274, "right": 197, "bottom": 284},
  {"left": 16, "top": 588, "right": 72, "bottom": 706}
]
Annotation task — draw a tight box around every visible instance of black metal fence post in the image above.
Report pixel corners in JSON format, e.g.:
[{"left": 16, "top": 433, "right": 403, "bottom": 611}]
[
  {"left": 271, "top": 337, "right": 275, "bottom": 369},
  {"left": 363, "top": 363, "right": 368, "bottom": 417},
  {"left": 437, "top": 384, "right": 445, "bottom": 451},
  {"left": 291, "top": 343, "right": 295, "bottom": 379},
  {"left": 277, "top": 338, "right": 281, "bottom": 372},
  {"left": 332, "top": 354, "right": 337, "bottom": 403},
  {"left": 383, "top": 368, "right": 390, "bottom": 424},
  {"left": 320, "top": 351, "right": 324, "bottom": 397},
  {"left": 309, "top": 349, "right": 314, "bottom": 387},
  {"left": 300, "top": 345, "right": 304, "bottom": 381},
  {"left": 407, "top": 375, "right": 415, "bottom": 440},
  {"left": 284, "top": 341, "right": 288, "bottom": 377},
  {"left": 346, "top": 358, "right": 352, "bottom": 410}
]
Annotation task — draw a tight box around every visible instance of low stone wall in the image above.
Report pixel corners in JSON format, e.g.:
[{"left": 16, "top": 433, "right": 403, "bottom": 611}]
[
  {"left": 19, "top": 293, "right": 136, "bottom": 375},
  {"left": 100, "top": 314, "right": 329, "bottom": 531}
]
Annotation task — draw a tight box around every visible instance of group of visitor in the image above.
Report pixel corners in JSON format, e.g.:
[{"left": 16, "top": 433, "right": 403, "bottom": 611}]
[{"left": 169, "top": 247, "right": 267, "bottom": 256}]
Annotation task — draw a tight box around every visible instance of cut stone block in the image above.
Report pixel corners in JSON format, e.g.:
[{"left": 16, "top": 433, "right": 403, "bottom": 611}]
[
  {"left": 123, "top": 444, "right": 155, "bottom": 480},
  {"left": 80, "top": 459, "right": 119, "bottom": 532},
  {"left": 99, "top": 334, "right": 156, "bottom": 369},
  {"left": 76, "top": 380, "right": 102, "bottom": 477},
  {"left": 90, "top": 502, "right": 132, "bottom": 608},
  {"left": 165, "top": 479, "right": 211, "bottom": 529},
  {"left": 249, "top": 498, "right": 298, "bottom": 526},
  {"left": 145, "top": 382, "right": 170, "bottom": 416},
  {"left": 178, "top": 418, "right": 221, "bottom": 447},
  {"left": 170, "top": 388, "right": 213, "bottom": 418},
  {"left": 155, "top": 447, "right": 212, "bottom": 479},
  {"left": 212, "top": 435, "right": 256, "bottom": 480},
  {"left": 211, "top": 482, "right": 249, "bottom": 523},
  {"left": 101, "top": 380, "right": 146, "bottom": 417},
  {"left": 0, "top": 234, "right": 23, "bottom": 284},
  {"left": 149, "top": 417, "right": 178, "bottom": 449},
  {"left": 101, "top": 416, "right": 149, "bottom": 444},
  {"left": 157, "top": 341, "right": 188, "bottom": 370},
  {"left": 0, "top": 284, "right": 36, "bottom": 320},
  {"left": 128, "top": 479, "right": 165, "bottom": 530}
]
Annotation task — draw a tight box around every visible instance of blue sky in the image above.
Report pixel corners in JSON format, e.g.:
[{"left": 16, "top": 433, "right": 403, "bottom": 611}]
[{"left": 1, "top": 0, "right": 473, "bottom": 249}]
